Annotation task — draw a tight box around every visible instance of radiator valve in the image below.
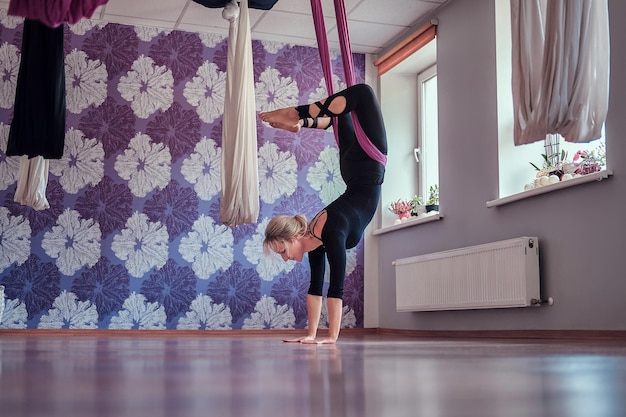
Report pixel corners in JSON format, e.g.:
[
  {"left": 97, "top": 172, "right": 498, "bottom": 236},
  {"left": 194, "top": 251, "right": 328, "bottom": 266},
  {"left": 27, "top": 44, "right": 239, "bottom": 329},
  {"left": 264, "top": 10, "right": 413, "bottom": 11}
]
[{"left": 530, "top": 297, "right": 554, "bottom": 306}]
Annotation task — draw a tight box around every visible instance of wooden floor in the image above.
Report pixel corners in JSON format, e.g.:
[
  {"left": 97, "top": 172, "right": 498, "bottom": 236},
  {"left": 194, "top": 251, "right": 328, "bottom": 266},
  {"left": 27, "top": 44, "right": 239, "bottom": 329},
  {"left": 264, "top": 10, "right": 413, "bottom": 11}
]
[{"left": 1, "top": 330, "right": 626, "bottom": 417}]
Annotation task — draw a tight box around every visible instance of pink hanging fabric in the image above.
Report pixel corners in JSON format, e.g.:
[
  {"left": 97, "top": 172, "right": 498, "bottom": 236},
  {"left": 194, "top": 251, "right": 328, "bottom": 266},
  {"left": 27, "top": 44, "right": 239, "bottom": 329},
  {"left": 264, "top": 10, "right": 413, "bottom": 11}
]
[
  {"left": 8, "top": 0, "right": 109, "bottom": 28},
  {"left": 310, "top": 0, "right": 387, "bottom": 166},
  {"left": 310, "top": 0, "right": 339, "bottom": 145}
]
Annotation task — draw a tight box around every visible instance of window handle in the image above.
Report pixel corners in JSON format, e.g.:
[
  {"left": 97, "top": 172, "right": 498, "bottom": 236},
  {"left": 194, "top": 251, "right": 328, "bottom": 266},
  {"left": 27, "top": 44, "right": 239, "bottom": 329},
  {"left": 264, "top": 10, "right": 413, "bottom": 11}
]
[{"left": 413, "top": 147, "right": 420, "bottom": 163}]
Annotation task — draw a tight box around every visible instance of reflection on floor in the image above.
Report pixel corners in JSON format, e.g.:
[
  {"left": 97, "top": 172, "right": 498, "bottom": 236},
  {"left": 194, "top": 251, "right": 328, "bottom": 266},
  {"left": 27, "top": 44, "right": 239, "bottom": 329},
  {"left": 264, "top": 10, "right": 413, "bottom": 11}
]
[{"left": 1, "top": 330, "right": 626, "bottom": 417}]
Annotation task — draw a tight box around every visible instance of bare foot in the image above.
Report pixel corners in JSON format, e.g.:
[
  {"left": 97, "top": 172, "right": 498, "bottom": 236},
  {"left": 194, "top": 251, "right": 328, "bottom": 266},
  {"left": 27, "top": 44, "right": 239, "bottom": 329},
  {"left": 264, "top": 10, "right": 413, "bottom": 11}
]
[
  {"left": 313, "top": 338, "right": 337, "bottom": 345},
  {"left": 283, "top": 335, "right": 316, "bottom": 343},
  {"left": 259, "top": 108, "right": 301, "bottom": 133}
]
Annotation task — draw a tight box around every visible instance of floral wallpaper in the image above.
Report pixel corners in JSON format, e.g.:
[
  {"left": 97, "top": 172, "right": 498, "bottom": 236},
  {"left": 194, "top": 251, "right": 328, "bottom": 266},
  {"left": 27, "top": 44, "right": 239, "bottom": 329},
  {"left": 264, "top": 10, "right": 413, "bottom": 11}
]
[{"left": 0, "top": 9, "right": 366, "bottom": 330}]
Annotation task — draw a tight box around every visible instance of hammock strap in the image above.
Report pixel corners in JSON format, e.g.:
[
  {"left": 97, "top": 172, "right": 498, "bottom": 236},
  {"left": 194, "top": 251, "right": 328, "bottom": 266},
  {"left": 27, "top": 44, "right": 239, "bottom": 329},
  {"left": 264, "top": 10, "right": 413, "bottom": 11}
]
[{"left": 310, "top": 0, "right": 387, "bottom": 166}]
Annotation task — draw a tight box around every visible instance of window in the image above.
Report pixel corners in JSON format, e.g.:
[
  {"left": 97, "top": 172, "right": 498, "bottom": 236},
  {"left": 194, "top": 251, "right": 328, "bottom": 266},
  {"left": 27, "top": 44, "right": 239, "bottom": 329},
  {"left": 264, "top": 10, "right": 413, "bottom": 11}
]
[
  {"left": 417, "top": 65, "right": 439, "bottom": 205},
  {"left": 494, "top": 0, "right": 609, "bottom": 202},
  {"left": 379, "top": 39, "right": 439, "bottom": 229}
]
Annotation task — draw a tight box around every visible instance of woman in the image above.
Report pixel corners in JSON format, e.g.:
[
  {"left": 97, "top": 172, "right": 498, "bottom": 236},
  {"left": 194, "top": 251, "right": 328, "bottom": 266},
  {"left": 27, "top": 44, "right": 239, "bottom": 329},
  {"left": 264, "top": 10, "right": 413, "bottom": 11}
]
[{"left": 260, "top": 83, "right": 387, "bottom": 344}]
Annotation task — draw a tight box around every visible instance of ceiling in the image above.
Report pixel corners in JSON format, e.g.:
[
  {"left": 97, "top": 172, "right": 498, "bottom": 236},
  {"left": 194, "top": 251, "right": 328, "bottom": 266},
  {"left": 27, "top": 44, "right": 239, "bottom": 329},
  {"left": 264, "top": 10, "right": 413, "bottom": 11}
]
[{"left": 0, "top": 0, "right": 448, "bottom": 56}]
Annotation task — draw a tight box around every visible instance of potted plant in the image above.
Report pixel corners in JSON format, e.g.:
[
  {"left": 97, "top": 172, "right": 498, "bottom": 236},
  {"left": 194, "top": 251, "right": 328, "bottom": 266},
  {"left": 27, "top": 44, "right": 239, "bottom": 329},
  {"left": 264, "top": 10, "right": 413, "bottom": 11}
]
[
  {"left": 389, "top": 199, "right": 413, "bottom": 220},
  {"left": 410, "top": 195, "right": 426, "bottom": 216},
  {"left": 425, "top": 184, "right": 439, "bottom": 212}
]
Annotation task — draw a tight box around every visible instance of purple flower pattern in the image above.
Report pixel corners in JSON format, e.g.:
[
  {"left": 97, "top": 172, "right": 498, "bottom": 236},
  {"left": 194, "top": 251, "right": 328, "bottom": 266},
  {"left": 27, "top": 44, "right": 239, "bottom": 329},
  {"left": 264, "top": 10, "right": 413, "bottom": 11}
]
[
  {"left": 210, "top": 42, "right": 229, "bottom": 74},
  {"left": 207, "top": 261, "right": 261, "bottom": 323},
  {"left": 71, "top": 256, "right": 130, "bottom": 319},
  {"left": 145, "top": 101, "right": 200, "bottom": 162},
  {"left": 1, "top": 254, "right": 61, "bottom": 319},
  {"left": 75, "top": 176, "right": 133, "bottom": 238},
  {"left": 275, "top": 46, "right": 323, "bottom": 92},
  {"left": 343, "top": 264, "right": 365, "bottom": 327},
  {"left": 143, "top": 180, "right": 198, "bottom": 241},
  {"left": 273, "top": 186, "right": 324, "bottom": 221},
  {"left": 0, "top": 17, "right": 364, "bottom": 329},
  {"left": 270, "top": 265, "right": 310, "bottom": 326},
  {"left": 82, "top": 24, "right": 139, "bottom": 79},
  {"left": 141, "top": 259, "right": 197, "bottom": 322},
  {"left": 78, "top": 97, "right": 136, "bottom": 158},
  {"left": 149, "top": 31, "right": 204, "bottom": 85},
  {"left": 273, "top": 126, "right": 327, "bottom": 167}
]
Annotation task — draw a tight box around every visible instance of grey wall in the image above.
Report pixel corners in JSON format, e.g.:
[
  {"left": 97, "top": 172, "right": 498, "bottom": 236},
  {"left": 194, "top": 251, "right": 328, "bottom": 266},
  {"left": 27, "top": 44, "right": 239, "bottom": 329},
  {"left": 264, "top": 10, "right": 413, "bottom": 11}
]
[{"left": 376, "top": 0, "right": 626, "bottom": 331}]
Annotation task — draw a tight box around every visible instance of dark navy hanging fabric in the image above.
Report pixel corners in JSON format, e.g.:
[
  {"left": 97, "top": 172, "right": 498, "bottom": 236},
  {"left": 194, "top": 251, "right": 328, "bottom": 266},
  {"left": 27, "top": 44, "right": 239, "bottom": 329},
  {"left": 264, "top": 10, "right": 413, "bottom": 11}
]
[
  {"left": 6, "top": 19, "right": 66, "bottom": 159},
  {"left": 192, "top": 0, "right": 278, "bottom": 10}
]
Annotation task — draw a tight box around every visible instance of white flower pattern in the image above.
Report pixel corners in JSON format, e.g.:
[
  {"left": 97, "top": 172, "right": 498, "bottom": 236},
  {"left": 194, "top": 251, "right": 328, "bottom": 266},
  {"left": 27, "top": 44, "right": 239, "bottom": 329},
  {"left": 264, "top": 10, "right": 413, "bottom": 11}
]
[
  {"left": 65, "top": 49, "right": 108, "bottom": 114},
  {"left": 309, "top": 75, "right": 347, "bottom": 103},
  {"left": 0, "top": 9, "right": 23, "bottom": 29},
  {"left": 109, "top": 292, "right": 167, "bottom": 330},
  {"left": 258, "top": 141, "right": 297, "bottom": 204},
  {"left": 49, "top": 128, "right": 105, "bottom": 194},
  {"left": 176, "top": 294, "right": 232, "bottom": 330},
  {"left": 180, "top": 137, "right": 221, "bottom": 201},
  {"left": 38, "top": 291, "right": 99, "bottom": 329},
  {"left": 198, "top": 33, "right": 225, "bottom": 48},
  {"left": 0, "top": 207, "right": 31, "bottom": 273},
  {"left": 183, "top": 61, "right": 226, "bottom": 123},
  {"left": 307, "top": 146, "right": 346, "bottom": 205},
  {"left": 0, "top": 298, "right": 29, "bottom": 329},
  {"left": 68, "top": 18, "right": 107, "bottom": 36},
  {"left": 242, "top": 295, "right": 295, "bottom": 330},
  {"left": 41, "top": 209, "right": 101, "bottom": 276},
  {"left": 255, "top": 67, "right": 299, "bottom": 113},
  {"left": 0, "top": 42, "right": 20, "bottom": 109},
  {"left": 118, "top": 55, "right": 174, "bottom": 119},
  {"left": 260, "top": 40, "right": 291, "bottom": 54},
  {"left": 114, "top": 132, "right": 171, "bottom": 198},
  {"left": 111, "top": 212, "right": 169, "bottom": 278},
  {"left": 0, "top": 123, "right": 20, "bottom": 190},
  {"left": 179, "top": 215, "right": 233, "bottom": 279},
  {"left": 134, "top": 26, "right": 171, "bottom": 42}
]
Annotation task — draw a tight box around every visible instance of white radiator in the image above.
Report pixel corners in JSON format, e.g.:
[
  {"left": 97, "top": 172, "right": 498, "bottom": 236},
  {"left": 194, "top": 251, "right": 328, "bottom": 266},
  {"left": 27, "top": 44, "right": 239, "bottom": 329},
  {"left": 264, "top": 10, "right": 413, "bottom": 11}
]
[{"left": 394, "top": 237, "right": 540, "bottom": 312}]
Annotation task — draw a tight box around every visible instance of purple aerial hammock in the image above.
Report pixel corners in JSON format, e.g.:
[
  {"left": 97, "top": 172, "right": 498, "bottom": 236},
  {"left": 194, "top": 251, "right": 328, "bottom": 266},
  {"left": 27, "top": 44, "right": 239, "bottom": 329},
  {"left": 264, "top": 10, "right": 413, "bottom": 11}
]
[{"left": 310, "top": 0, "right": 387, "bottom": 166}]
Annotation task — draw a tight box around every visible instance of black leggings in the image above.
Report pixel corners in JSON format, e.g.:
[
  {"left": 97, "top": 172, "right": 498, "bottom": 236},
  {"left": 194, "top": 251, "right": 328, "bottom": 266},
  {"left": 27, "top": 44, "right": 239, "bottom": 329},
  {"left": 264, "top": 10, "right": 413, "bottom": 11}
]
[
  {"left": 301, "top": 84, "right": 387, "bottom": 299},
  {"left": 297, "top": 83, "right": 387, "bottom": 157}
]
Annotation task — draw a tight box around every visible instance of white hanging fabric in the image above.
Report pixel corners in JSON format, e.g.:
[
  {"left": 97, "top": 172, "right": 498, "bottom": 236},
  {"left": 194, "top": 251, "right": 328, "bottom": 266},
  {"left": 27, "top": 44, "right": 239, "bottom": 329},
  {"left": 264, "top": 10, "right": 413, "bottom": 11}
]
[
  {"left": 511, "top": 0, "right": 610, "bottom": 145},
  {"left": 14, "top": 156, "right": 50, "bottom": 211},
  {"left": 219, "top": 0, "right": 260, "bottom": 226}
]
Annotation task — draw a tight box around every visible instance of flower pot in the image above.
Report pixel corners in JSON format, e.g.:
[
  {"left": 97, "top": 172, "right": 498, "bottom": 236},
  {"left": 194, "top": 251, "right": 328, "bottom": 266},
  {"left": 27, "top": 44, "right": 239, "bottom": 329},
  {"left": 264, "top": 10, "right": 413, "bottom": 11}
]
[
  {"left": 398, "top": 211, "right": 411, "bottom": 220},
  {"left": 425, "top": 204, "right": 439, "bottom": 213},
  {"left": 411, "top": 205, "right": 427, "bottom": 217}
]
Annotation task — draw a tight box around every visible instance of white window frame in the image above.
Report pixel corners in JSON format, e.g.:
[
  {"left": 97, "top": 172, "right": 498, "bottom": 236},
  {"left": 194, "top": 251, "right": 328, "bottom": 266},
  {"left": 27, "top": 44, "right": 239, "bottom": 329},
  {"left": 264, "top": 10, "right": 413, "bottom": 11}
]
[
  {"left": 417, "top": 65, "right": 438, "bottom": 203},
  {"left": 377, "top": 39, "right": 441, "bottom": 232}
]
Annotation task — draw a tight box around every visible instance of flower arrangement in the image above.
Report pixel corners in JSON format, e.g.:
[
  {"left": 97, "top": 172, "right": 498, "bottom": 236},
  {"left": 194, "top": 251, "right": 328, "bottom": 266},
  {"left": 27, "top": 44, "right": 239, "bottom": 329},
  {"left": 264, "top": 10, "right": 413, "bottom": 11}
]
[
  {"left": 524, "top": 141, "right": 606, "bottom": 191},
  {"left": 572, "top": 147, "right": 604, "bottom": 175},
  {"left": 389, "top": 199, "right": 413, "bottom": 216}
]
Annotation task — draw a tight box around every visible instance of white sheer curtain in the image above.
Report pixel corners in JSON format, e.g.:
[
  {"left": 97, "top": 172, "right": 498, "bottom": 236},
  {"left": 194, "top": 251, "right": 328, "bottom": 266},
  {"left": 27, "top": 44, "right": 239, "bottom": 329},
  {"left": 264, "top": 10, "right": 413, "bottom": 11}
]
[
  {"left": 219, "top": 0, "right": 259, "bottom": 226},
  {"left": 14, "top": 156, "right": 50, "bottom": 211},
  {"left": 511, "top": 0, "right": 609, "bottom": 146}
]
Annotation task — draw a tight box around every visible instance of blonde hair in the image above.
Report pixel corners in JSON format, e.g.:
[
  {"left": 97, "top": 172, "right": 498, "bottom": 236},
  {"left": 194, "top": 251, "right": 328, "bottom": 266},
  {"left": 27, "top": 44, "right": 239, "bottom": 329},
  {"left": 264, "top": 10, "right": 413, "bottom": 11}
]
[{"left": 263, "top": 214, "right": 308, "bottom": 255}]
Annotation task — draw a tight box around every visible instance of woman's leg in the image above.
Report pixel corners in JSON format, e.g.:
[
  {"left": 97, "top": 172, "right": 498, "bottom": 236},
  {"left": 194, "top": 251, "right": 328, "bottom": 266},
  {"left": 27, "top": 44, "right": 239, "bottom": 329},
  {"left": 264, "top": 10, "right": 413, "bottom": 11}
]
[
  {"left": 259, "top": 108, "right": 332, "bottom": 133},
  {"left": 258, "top": 85, "right": 355, "bottom": 132},
  {"left": 259, "top": 84, "right": 385, "bottom": 152}
]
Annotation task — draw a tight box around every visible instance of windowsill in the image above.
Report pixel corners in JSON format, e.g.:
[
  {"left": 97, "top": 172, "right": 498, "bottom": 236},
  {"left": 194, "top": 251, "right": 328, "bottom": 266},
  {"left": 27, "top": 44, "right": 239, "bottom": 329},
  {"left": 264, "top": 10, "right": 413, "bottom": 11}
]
[
  {"left": 373, "top": 212, "right": 443, "bottom": 235},
  {"left": 487, "top": 169, "right": 613, "bottom": 208}
]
